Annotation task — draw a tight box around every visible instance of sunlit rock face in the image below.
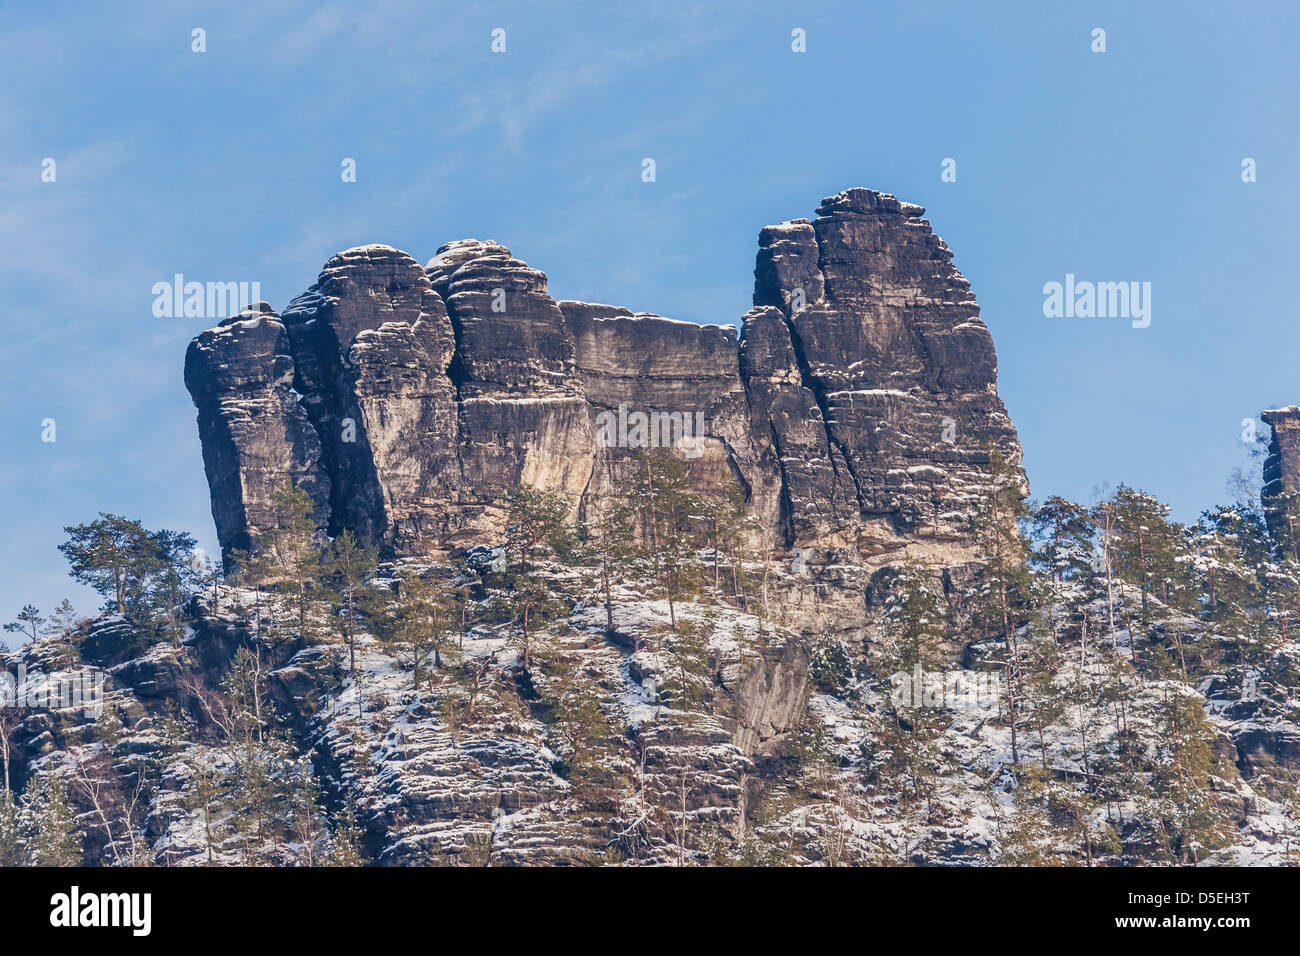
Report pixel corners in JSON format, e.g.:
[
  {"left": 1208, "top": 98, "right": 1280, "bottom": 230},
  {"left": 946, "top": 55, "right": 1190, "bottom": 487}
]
[
  {"left": 185, "top": 188, "right": 1024, "bottom": 602},
  {"left": 560, "top": 301, "right": 784, "bottom": 541},
  {"left": 748, "top": 189, "right": 1022, "bottom": 564}
]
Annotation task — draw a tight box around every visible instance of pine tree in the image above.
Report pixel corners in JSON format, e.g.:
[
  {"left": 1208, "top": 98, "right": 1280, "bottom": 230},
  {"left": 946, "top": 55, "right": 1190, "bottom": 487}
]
[
  {"left": 287, "top": 760, "right": 328, "bottom": 866},
  {"left": 1103, "top": 486, "right": 1189, "bottom": 661},
  {"left": 18, "top": 767, "right": 83, "bottom": 866},
  {"left": 630, "top": 451, "right": 702, "bottom": 630},
  {"left": 496, "top": 569, "right": 564, "bottom": 672},
  {"left": 662, "top": 613, "right": 713, "bottom": 711},
  {"left": 1064, "top": 644, "right": 1107, "bottom": 785},
  {"left": 183, "top": 645, "right": 300, "bottom": 864},
  {"left": 1050, "top": 774, "right": 1118, "bottom": 866},
  {"left": 1001, "top": 765, "right": 1117, "bottom": 865},
  {"left": 45, "top": 598, "right": 85, "bottom": 667},
  {"left": 264, "top": 483, "right": 324, "bottom": 637},
  {"left": 230, "top": 730, "right": 299, "bottom": 865},
  {"left": 999, "top": 765, "right": 1060, "bottom": 865},
  {"left": 697, "top": 479, "right": 750, "bottom": 598},
  {"left": 197, "top": 554, "right": 225, "bottom": 614},
  {"left": 872, "top": 563, "right": 954, "bottom": 812},
  {"left": 58, "top": 514, "right": 160, "bottom": 617},
  {"left": 808, "top": 630, "right": 854, "bottom": 694},
  {"left": 327, "top": 795, "right": 367, "bottom": 866},
  {"left": 1090, "top": 658, "right": 1146, "bottom": 831},
  {"left": 324, "top": 529, "right": 378, "bottom": 700},
  {"left": 0, "top": 791, "right": 21, "bottom": 865},
  {"left": 1030, "top": 496, "right": 1097, "bottom": 645},
  {"left": 1020, "top": 634, "right": 1066, "bottom": 768},
  {"left": 3, "top": 604, "right": 45, "bottom": 644},
  {"left": 968, "top": 448, "right": 1034, "bottom": 765},
  {"left": 1186, "top": 505, "right": 1276, "bottom": 684},
  {"left": 579, "top": 491, "right": 638, "bottom": 635},
  {"left": 489, "top": 484, "right": 574, "bottom": 671},
  {"left": 503, "top": 484, "right": 574, "bottom": 572},
  {"left": 150, "top": 528, "right": 201, "bottom": 646},
  {"left": 448, "top": 651, "right": 498, "bottom": 729},
  {"left": 372, "top": 570, "right": 462, "bottom": 690},
  {"left": 179, "top": 750, "right": 228, "bottom": 865},
  {"left": 230, "top": 547, "right": 277, "bottom": 642},
  {"left": 543, "top": 652, "right": 617, "bottom": 800},
  {"left": 1146, "top": 690, "right": 1231, "bottom": 864}
]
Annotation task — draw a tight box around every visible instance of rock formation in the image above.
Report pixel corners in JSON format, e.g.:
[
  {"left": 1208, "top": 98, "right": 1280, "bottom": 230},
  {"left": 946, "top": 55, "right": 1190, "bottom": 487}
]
[
  {"left": 1262, "top": 406, "right": 1300, "bottom": 541},
  {"left": 183, "top": 303, "right": 329, "bottom": 556},
  {"left": 186, "top": 188, "right": 1025, "bottom": 591}
]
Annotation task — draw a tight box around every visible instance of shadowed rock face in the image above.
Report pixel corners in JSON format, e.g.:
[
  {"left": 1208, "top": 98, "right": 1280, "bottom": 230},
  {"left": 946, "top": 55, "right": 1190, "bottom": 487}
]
[
  {"left": 1262, "top": 406, "right": 1300, "bottom": 540},
  {"left": 185, "top": 188, "right": 1025, "bottom": 582},
  {"left": 183, "top": 302, "right": 330, "bottom": 562},
  {"left": 280, "top": 245, "right": 458, "bottom": 551},
  {"left": 748, "top": 189, "right": 1022, "bottom": 560}
]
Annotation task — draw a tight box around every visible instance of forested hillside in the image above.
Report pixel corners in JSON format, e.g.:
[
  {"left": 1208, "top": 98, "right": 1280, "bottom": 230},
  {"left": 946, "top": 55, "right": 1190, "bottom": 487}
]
[{"left": 4, "top": 449, "right": 1299, "bottom": 866}]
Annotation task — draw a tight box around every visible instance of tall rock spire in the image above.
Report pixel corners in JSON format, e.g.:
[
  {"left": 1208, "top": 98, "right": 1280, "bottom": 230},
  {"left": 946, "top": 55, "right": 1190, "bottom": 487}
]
[
  {"left": 1262, "top": 406, "right": 1300, "bottom": 544},
  {"left": 745, "top": 188, "right": 1022, "bottom": 558}
]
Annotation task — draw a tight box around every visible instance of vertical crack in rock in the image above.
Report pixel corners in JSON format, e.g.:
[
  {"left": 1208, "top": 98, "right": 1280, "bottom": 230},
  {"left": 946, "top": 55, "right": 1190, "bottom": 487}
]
[
  {"left": 781, "top": 307, "right": 869, "bottom": 523},
  {"left": 425, "top": 240, "right": 597, "bottom": 542},
  {"left": 738, "top": 304, "right": 857, "bottom": 548},
  {"left": 279, "top": 245, "right": 459, "bottom": 554},
  {"left": 749, "top": 216, "right": 867, "bottom": 543}
]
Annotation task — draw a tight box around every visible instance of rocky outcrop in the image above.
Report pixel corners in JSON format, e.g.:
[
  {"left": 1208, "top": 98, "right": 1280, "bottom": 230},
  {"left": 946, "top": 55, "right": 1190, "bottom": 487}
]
[
  {"left": 0, "top": 570, "right": 812, "bottom": 866},
  {"left": 280, "top": 245, "right": 461, "bottom": 553},
  {"left": 561, "top": 302, "right": 784, "bottom": 535},
  {"left": 426, "top": 241, "right": 596, "bottom": 544},
  {"left": 749, "top": 191, "right": 1021, "bottom": 561},
  {"left": 186, "top": 188, "right": 1025, "bottom": 592},
  {"left": 184, "top": 303, "right": 329, "bottom": 560},
  {"left": 1262, "top": 406, "right": 1300, "bottom": 542}
]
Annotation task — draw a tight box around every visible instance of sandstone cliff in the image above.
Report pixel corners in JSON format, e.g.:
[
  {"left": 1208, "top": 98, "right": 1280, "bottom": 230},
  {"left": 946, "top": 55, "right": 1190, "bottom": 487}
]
[{"left": 186, "top": 188, "right": 1024, "bottom": 595}]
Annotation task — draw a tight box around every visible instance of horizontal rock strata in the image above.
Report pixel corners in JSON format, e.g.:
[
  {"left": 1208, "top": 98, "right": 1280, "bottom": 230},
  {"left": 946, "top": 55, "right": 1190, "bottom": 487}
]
[{"left": 186, "top": 188, "right": 1025, "bottom": 608}]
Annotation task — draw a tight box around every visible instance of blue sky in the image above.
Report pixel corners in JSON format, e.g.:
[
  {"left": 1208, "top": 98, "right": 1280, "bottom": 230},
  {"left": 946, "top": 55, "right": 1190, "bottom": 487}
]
[{"left": 2, "top": 1, "right": 1298, "bottom": 638}]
